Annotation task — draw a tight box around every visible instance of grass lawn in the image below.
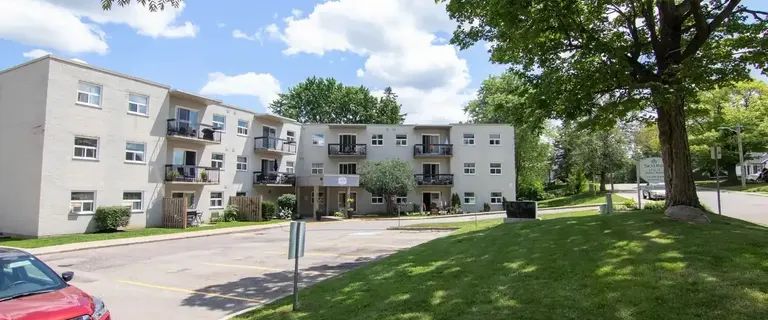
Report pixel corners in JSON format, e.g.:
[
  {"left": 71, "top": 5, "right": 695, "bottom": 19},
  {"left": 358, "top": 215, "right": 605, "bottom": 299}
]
[
  {"left": 537, "top": 191, "right": 630, "bottom": 208},
  {"left": 696, "top": 180, "right": 768, "bottom": 193},
  {"left": 0, "top": 220, "right": 283, "bottom": 249},
  {"left": 238, "top": 210, "right": 768, "bottom": 320}
]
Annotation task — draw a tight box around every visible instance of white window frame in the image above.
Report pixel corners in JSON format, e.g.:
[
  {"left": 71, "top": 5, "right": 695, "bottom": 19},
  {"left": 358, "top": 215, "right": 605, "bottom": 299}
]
[
  {"left": 311, "top": 191, "right": 326, "bottom": 205},
  {"left": 339, "top": 162, "right": 357, "bottom": 175},
  {"left": 395, "top": 195, "right": 408, "bottom": 204},
  {"left": 286, "top": 130, "right": 296, "bottom": 142},
  {"left": 124, "top": 142, "right": 146, "bottom": 164},
  {"left": 128, "top": 93, "right": 149, "bottom": 116},
  {"left": 236, "top": 156, "right": 248, "bottom": 171},
  {"left": 463, "top": 133, "right": 475, "bottom": 145},
  {"left": 312, "top": 134, "right": 325, "bottom": 146},
  {"left": 489, "top": 133, "right": 502, "bottom": 146},
  {"left": 210, "top": 192, "right": 224, "bottom": 209},
  {"left": 490, "top": 192, "right": 503, "bottom": 204},
  {"left": 490, "top": 162, "right": 502, "bottom": 175},
  {"left": 463, "top": 192, "right": 476, "bottom": 205},
  {"left": 311, "top": 163, "right": 324, "bottom": 175},
  {"left": 395, "top": 134, "right": 408, "bottom": 146},
  {"left": 70, "top": 191, "right": 96, "bottom": 214},
  {"left": 76, "top": 81, "right": 102, "bottom": 108},
  {"left": 73, "top": 136, "right": 99, "bottom": 160},
  {"left": 371, "top": 194, "right": 384, "bottom": 204},
  {"left": 212, "top": 114, "right": 226, "bottom": 132},
  {"left": 211, "top": 153, "right": 225, "bottom": 170},
  {"left": 237, "top": 119, "right": 249, "bottom": 136},
  {"left": 122, "top": 191, "right": 144, "bottom": 212},
  {"left": 463, "top": 162, "right": 476, "bottom": 175},
  {"left": 371, "top": 134, "right": 384, "bottom": 146},
  {"left": 286, "top": 161, "right": 295, "bottom": 174}
]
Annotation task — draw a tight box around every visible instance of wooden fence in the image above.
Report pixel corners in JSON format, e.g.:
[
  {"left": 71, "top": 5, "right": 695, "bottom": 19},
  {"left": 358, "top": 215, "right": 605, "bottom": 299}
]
[
  {"left": 229, "top": 196, "right": 262, "bottom": 221},
  {"left": 163, "top": 197, "right": 187, "bottom": 228}
]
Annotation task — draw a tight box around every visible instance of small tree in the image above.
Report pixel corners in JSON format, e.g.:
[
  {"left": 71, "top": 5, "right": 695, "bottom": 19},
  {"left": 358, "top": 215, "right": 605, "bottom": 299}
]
[
  {"left": 450, "top": 193, "right": 461, "bottom": 209},
  {"left": 277, "top": 194, "right": 297, "bottom": 218},
  {"left": 359, "top": 160, "right": 416, "bottom": 215}
]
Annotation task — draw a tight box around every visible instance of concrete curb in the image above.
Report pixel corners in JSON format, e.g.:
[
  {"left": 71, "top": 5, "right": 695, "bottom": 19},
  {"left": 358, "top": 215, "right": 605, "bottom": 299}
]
[{"left": 697, "top": 187, "right": 768, "bottom": 197}]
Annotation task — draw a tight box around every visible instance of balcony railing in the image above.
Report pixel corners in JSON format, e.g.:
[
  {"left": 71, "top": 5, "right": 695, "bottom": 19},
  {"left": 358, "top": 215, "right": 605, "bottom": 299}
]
[
  {"left": 328, "top": 144, "right": 367, "bottom": 157},
  {"left": 165, "top": 165, "right": 220, "bottom": 184},
  {"left": 253, "top": 171, "right": 296, "bottom": 186},
  {"left": 166, "top": 119, "right": 221, "bottom": 143},
  {"left": 414, "top": 144, "right": 453, "bottom": 157},
  {"left": 254, "top": 137, "right": 297, "bottom": 154},
  {"left": 414, "top": 174, "right": 454, "bottom": 186}
]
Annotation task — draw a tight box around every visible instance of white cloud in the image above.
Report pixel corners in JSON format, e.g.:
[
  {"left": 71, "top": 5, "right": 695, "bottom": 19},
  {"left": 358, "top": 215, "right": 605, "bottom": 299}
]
[
  {"left": 291, "top": 9, "right": 303, "bottom": 18},
  {"left": 270, "top": 0, "right": 471, "bottom": 123},
  {"left": 200, "top": 72, "right": 281, "bottom": 108},
  {"left": 265, "top": 24, "right": 281, "bottom": 40},
  {"left": 232, "top": 29, "right": 262, "bottom": 43},
  {"left": 22, "top": 49, "right": 52, "bottom": 59},
  {"left": 217, "top": 22, "right": 227, "bottom": 28},
  {"left": 71, "top": 58, "right": 88, "bottom": 64}
]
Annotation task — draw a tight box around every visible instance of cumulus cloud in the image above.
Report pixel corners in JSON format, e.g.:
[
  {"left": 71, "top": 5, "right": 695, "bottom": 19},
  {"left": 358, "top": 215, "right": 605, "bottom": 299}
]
[
  {"left": 291, "top": 9, "right": 303, "bottom": 17},
  {"left": 22, "top": 49, "right": 52, "bottom": 59},
  {"left": 232, "top": 29, "right": 262, "bottom": 42},
  {"left": 200, "top": 72, "right": 282, "bottom": 108}
]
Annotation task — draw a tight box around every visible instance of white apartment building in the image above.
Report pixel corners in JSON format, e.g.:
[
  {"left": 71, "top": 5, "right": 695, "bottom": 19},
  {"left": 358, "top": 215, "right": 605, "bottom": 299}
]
[{"left": 0, "top": 56, "right": 515, "bottom": 237}]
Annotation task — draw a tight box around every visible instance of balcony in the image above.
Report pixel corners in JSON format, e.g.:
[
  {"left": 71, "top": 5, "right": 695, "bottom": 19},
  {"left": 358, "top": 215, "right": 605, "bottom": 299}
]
[
  {"left": 166, "top": 119, "right": 221, "bottom": 144},
  {"left": 414, "top": 174, "right": 454, "bottom": 186},
  {"left": 414, "top": 144, "right": 453, "bottom": 157},
  {"left": 254, "top": 137, "right": 297, "bottom": 155},
  {"left": 165, "top": 165, "right": 220, "bottom": 184},
  {"left": 253, "top": 171, "right": 296, "bottom": 186},
  {"left": 328, "top": 144, "right": 367, "bottom": 157}
]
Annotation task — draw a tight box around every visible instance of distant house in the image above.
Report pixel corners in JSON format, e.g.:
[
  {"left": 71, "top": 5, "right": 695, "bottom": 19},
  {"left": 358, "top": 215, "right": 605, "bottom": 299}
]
[{"left": 736, "top": 152, "right": 768, "bottom": 177}]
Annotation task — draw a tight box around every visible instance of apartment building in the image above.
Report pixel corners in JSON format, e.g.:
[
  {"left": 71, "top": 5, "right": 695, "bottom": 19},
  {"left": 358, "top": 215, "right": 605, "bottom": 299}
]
[{"left": 0, "top": 56, "right": 515, "bottom": 237}]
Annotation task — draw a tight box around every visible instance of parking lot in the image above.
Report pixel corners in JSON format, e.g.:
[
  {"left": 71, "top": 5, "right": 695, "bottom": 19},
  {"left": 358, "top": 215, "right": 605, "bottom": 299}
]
[{"left": 38, "top": 219, "right": 454, "bottom": 319}]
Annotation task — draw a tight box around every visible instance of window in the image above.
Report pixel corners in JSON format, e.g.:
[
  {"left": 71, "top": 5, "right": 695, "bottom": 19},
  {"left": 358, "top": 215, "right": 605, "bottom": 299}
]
[
  {"left": 236, "top": 156, "right": 247, "bottom": 171},
  {"left": 490, "top": 162, "right": 502, "bottom": 175},
  {"left": 210, "top": 192, "right": 224, "bottom": 208},
  {"left": 490, "top": 192, "right": 503, "bottom": 204},
  {"left": 395, "top": 134, "right": 407, "bottom": 146},
  {"left": 395, "top": 195, "right": 408, "bottom": 204},
  {"left": 76, "top": 82, "right": 101, "bottom": 107},
  {"left": 489, "top": 133, "right": 501, "bottom": 146},
  {"left": 463, "top": 162, "right": 476, "bottom": 175},
  {"left": 211, "top": 153, "right": 224, "bottom": 170},
  {"left": 339, "top": 163, "right": 357, "bottom": 175},
  {"left": 371, "top": 134, "right": 383, "bottom": 146},
  {"left": 286, "top": 161, "right": 295, "bottom": 174},
  {"left": 236, "top": 192, "right": 247, "bottom": 197},
  {"left": 125, "top": 142, "right": 145, "bottom": 163},
  {"left": 312, "top": 134, "right": 325, "bottom": 146},
  {"left": 311, "top": 163, "right": 324, "bottom": 175},
  {"left": 127, "top": 93, "right": 148, "bottom": 116},
  {"left": 74, "top": 137, "right": 98, "bottom": 160},
  {"left": 463, "top": 192, "right": 476, "bottom": 204},
  {"left": 371, "top": 195, "right": 384, "bottom": 204},
  {"left": 286, "top": 131, "right": 296, "bottom": 142},
  {"left": 212, "top": 114, "right": 226, "bottom": 132},
  {"left": 237, "top": 119, "right": 248, "bottom": 136},
  {"left": 463, "top": 133, "right": 475, "bottom": 145},
  {"left": 70, "top": 192, "right": 95, "bottom": 214},
  {"left": 123, "top": 192, "right": 143, "bottom": 212},
  {"left": 311, "top": 191, "right": 325, "bottom": 205}
]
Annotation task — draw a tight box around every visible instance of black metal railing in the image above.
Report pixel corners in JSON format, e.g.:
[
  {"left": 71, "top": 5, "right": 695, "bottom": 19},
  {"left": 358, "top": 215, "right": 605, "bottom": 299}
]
[
  {"left": 414, "top": 174, "right": 454, "bottom": 186},
  {"left": 165, "top": 165, "right": 221, "bottom": 183},
  {"left": 254, "top": 137, "right": 297, "bottom": 154},
  {"left": 253, "top": 171, "right": 296, "bottom": 185},
  {"left": 166, "top": 119, "right": 222, "bottom": 143},
  {"left": 414, "top": 144, "right": 453, "bottom": 157},
  {"left": 328, "top": 143, "right": 367, "bottom": 156}
]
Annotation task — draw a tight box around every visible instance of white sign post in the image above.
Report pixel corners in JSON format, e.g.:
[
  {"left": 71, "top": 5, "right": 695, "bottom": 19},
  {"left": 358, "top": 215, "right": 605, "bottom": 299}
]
[
  {"left": 636, "top": 157, "right": 664, "bottom": 209},
  {"left": 288, "top": 221, "right": 306, "bottom": 311},
  {"left": 711, "top": 146, "right": 722, "bottom": 215}
]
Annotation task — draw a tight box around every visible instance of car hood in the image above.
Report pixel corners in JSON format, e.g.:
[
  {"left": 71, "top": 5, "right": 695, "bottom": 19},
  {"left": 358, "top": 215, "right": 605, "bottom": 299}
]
[{"left": 0, "top": 286, "right": 94, "bottom": 320}]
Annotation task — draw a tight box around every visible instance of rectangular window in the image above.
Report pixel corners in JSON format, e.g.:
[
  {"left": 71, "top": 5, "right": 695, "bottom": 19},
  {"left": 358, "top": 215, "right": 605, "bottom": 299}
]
[
  {"left": 312, "top": 134, "right": 325, "bottom": 146},
  {"left": 311, "top": 163, "right": 324, "bottom": 175},
  {"left": 236, "top": 192, "right": 247, "bottom": 197},
  {"left": 210, "top": 192, "right": 224, "bottom": 208},
  {"left": 463, "top": 192, "right": 476, "bottom": 204},
  {"left": 395, "top": 195, "right": 408, "bottom": 204},
  {"left": 211, "top": 153, "right": 224, "bottom": 169},
  {"left": 70, "top": 192, "right": 95, "bottom": 214},
  {"left": 463, "top": 133, "right": 475, "bottom": 145},
  {"left": 339, "top": 163, "right": 357, "bottom": 175},
  {"left": 311, "top": 191, "right": 325, "bottom": 205},
  {"left": 395, "top": 134, "right": 407, "bottom": 146},
  {"left": 236, "top": 156, "right": 247, "bottom": 171},
  {"left": 286, "top": 131, "right": 296, "bottom": 142},
  {"left": 490, "top": 162, "right": 502, "bottom": 175},
  {"left": 489, "top": 133, "right": 501, "bottom": 146},
  {"left": 123, "top": 192, "right": 143, "bottom": 212},
  {"left": 463, "top": 162, "right": 476, "bottom": 175},
  {"left": 371, "top": 134, "right": 383, "bottom": 146},
  {"left": 286, "top": 161, "right": 295, "bottom": 174},
  {"left": 490, "top": 192, "right": 503, "bottom": 204},
  {"left": 128, "top": 93, "right": 148, "bottom": 116},
  {"left": 212, "top": 114, "right": 226, "bottom": 132},
  {"left": 125, "top": 142, "right": 145, "bottom": 163},
  {"left": 74, "top": 137, "right": 98, "bottom": 160},
  {"left": 371, "top": 195, "right": 384, "bottom": 204},
  {"left": 237, "top": 119, "right": 248, "bottom": 136},
  {"left": 77, "top": 82, "right": 101, "bottom": 107}
]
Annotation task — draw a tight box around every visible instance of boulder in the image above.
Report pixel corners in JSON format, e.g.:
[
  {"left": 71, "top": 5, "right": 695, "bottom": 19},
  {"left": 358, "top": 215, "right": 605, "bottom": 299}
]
[{"left": 665, "top": 205, "right": 711, "bottom": 224}]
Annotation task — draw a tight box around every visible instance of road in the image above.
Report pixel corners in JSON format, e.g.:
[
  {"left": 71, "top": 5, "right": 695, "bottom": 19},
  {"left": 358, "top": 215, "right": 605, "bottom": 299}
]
[{"left": 613, "top": 183, "right": 768, "bottom": 225}]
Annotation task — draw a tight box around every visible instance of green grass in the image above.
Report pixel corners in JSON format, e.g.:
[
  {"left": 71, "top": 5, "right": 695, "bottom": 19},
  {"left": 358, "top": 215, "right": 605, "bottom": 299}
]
[
  {"left": 538, "top": 192, "right": 630, "bottom": 208},
  {"left": 0, "top": 220, "right": 283, "bottom": 249},
  {"left": 238, "top": 210, "right": 768, "bottom": 320},
  {"left": 696, "top": 181, "right": 768, "bottom": 193},
  {"left": 405, "top": 210, "right": 601, "bottom": 229}
]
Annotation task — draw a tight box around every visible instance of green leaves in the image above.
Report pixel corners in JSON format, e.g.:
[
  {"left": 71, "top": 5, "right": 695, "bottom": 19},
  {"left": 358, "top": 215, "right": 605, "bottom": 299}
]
[{"left": 359, "top": 160, "right": 416, "bottom": 204}]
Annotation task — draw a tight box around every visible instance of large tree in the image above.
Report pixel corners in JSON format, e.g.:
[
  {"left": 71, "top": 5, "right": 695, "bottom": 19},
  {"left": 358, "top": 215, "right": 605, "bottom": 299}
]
[
  {"left": 443, "top": 0, "right": 767, "bottom": 211},
  {"left": 101, "top": 0, "right": 179, "bottom": 11},
  {"left": 554, "top": 123, "right": 630, "bottom": 192},
  {"left": 359, "top": 160, "right": 416, "bottom": 215},
  {"left": 270, "top": 77, "right": 405, "bottom": 124}
]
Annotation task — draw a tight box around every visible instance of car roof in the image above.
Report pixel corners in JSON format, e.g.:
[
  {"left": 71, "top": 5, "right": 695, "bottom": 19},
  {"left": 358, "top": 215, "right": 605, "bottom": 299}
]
[{"left": 0, "top": 247, "right": 30, "bottom": 259}]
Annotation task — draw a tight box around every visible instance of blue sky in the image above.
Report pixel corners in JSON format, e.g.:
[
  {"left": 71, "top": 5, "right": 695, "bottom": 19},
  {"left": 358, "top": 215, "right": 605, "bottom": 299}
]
[{"left": 0, "top": 0, "right": 764, "bottom": 123}]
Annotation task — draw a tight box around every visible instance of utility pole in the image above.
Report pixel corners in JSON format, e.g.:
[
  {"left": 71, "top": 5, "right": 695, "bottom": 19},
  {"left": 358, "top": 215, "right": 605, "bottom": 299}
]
[{"left": 719, "top": 125, "right": 746, "bottom": 188}]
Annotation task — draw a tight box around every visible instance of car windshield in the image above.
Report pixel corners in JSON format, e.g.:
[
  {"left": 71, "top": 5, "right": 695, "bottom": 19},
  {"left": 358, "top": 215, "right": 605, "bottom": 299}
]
[
  {"left": 649, "top": 184, "right": 665, "bottom": 190},
  {"left": 0, "top": 255, "right": 66, "bottom": 301}
]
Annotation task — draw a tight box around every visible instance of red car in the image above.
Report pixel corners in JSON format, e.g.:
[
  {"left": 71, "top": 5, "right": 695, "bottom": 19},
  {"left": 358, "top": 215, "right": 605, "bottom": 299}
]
[{"left": 0, "top": 247, "right": 110, "bottom": 320}]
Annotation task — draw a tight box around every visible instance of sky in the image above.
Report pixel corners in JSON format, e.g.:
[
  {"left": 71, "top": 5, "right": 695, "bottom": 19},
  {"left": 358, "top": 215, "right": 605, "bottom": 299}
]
[{"left": 0, "top": 0, "right": 764, "bottom": 124}]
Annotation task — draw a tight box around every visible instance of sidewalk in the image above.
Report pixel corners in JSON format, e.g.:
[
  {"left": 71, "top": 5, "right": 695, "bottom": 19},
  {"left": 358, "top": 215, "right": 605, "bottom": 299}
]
[
  {"left": 22, "top": 222, "right": 291, "bottom": 256},
  {"left": 697, "top": 186, "right": 768, "bottom": 197},
  {"left": 355, "top": 204, "right": 603, "bottom": 222}
]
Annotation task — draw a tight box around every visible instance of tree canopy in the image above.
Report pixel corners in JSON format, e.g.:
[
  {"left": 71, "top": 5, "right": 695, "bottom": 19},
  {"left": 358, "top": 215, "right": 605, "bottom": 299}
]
[
  {"left": 269, "top": 77, "right": 405, "bottom": 124},
  {"left": 101, "top": 0, "right": 180, "bottom": 11},
  {"left": 359, "top": 160, "right": 416, "bottom": 214}
]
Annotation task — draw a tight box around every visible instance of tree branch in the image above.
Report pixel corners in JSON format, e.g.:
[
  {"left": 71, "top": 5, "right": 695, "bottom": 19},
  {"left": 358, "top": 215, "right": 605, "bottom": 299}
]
[{"left": 681, "top": 0, "right": 742, "bottom": 60}]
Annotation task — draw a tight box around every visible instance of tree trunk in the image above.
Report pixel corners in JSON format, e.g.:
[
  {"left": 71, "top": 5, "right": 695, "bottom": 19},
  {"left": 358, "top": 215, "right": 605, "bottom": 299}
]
[
  {"left": 599, "top": 172, "right": 607, "bottom": 192},
  {"left": 726, "top": 164, "right": 738, "bottom": 184},
  {"left": 655, "top": 95, "right": 701, "bottom": 207}
]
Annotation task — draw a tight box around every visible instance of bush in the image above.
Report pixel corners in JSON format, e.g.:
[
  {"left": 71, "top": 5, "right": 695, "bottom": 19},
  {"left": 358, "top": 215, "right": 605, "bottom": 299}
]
[
  {"left": 94, "top": 206, "right": 131, "bottom": 232},
  {"left": 450, "top": 193, "right": 461, "bottom": 208},
  {"left": 410, "top": 203, "right": 420, "bottom": 214},
  {"left": 261, "top": 201, "right": 277, "bottom": 220},
  {"left": 518, "top": 183, "right": 546, "bottom": 201},
  {"left": 644, "top": 201, "right": 667, "bottom": 211},
  {"left": 223, "top": 205, "right": 239, "bottom": 222},
  {"left": 483, "top": 202, "right": 491, "bottom": 212},
  {"left": 622, "top": 199, "right": 637, "bottom": 210},
  {"left": 277, "top": 194, "right": 297, "bottom": 217},
  {"left": 333, "top": 211, "right": 346, "bottom": 218}
]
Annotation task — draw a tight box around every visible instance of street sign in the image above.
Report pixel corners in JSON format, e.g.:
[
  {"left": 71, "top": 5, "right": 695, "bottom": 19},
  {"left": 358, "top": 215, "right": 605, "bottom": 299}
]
[
  {"left": 637, "top": 157, "right": 664, "bottom": 183},
  {"left": 710, "top": 146, "right": 722, "bottom": 160},
  {"left": 288, "top": 221, "right": 306, "bottom": 259}
]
